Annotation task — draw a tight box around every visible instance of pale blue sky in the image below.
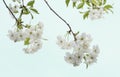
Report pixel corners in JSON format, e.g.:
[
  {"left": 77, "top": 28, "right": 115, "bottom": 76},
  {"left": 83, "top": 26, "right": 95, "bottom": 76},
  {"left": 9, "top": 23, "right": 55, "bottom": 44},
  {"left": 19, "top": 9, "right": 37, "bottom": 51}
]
[{"left": 0, "top": 0, "right": 120, "bottom": 77}]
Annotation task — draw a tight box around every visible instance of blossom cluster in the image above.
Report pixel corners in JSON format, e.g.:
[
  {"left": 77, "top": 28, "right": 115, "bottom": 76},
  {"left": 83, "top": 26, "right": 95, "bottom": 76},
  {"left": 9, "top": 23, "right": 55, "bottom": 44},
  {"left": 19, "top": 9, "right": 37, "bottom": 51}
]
[
  {"left": 8, "top": 22, "right": 44, "bottom": 54},
  {"left": 89, "top": 7, "right": 104, "bottom": 20},
  {"left": 8, "top": 0, "right": 39, "bottom": 19},
  {"left": 57, "top": 33, "right": 100, "bottom": 67},
  {"left": 9, "top": 3, "right": 19, "bottom": 14},
  {"left": 66, "top": 0, "right": 113, "bottom": 20}
]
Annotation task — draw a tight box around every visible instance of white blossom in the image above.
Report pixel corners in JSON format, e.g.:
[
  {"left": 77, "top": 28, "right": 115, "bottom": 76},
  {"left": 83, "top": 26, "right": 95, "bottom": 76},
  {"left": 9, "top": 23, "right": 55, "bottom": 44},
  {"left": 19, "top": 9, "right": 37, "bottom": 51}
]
[
  {"left": 23, "top": 40, "right": 42, "bottom": 54},
  {"left": 97, "top": 7, "right": 104, "bottom": 18},
  {"left": 64, "top": 41, "right": 73, "bottom": 50},
  {"left": 36, "top": 22, "right": 44, "bottom": 32},
  {"left": 76, "top": 33, "right": 92, "bottom": 43},
  {"left": 73, "top": 52, "right": 83, "bottom": 66},
  {"left": 9, "top": 4, "right": 19, "bottom": 13},
  {"left": 84, "top": 53, "right": 97, "bottom": 65},
  {"left": 64, "top": 52, "right": 83, "bottom": 66},
  {"left": 8, "top": 21, "right": 44, "bottom": 54},
  {"left": 57, "top": 32, "right": 99, "bottom": 67},
  {"left": 64, "top": 52, "right": 75, "bottom": 64},
  {"left": 24, "top": 27, "right": 36, "bottom": 39},
  {"left": 56, "top": 35, "right": 66, "bottom": 49},
  {"left": 73, "top": 44, "right": 83, "bottom": 53},
  {"left": 81, "top": 42, "right": 90, "bottom": 50},
  {"left": 92, "top": 45, "right": 100, "bottom": 56},
  {"left": 16, "top": 30, "right": 26, "bottom": 41},
  {"left": 34, "top": 29, "right": 43, "bottom": 39},
  {"left": 89, "top": 7, "right": 104, "bottom": 20},
  {"left": 89, "top": 9, "right": 100, "bottom": 20},
  {"left": 8, "top": 30, "right": 18, "bottom": 42}
]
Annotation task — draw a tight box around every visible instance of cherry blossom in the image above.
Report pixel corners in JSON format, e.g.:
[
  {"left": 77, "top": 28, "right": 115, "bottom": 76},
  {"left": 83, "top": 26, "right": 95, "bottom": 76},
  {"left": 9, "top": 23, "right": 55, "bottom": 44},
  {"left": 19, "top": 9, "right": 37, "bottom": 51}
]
[
  {"left": 8, "top": 22, "right": 44, "bottom": 54},
  {"left": 57, "top": 32, "right": 100, "bottom": 68}
]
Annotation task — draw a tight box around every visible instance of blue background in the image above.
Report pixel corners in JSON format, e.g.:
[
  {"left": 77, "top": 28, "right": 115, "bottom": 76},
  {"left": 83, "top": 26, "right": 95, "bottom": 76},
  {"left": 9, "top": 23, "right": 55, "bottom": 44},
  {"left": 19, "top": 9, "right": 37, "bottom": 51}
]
[{"left": 0, "top": 0, "right": 120, "bottom": 77}]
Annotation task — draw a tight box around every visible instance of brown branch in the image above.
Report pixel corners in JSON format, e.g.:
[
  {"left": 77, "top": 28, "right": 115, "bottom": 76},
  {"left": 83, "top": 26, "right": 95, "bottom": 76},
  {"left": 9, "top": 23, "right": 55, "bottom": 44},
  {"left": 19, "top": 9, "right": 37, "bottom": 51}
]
[
  {"left": 3, "top": 0, "right": 18, "bottom": 22},
  {"left": 44, "top": 0, "right": 77, "bottom": 41},
  {"left": 3, "top": 0, "right": 25, "bottom": 28}
]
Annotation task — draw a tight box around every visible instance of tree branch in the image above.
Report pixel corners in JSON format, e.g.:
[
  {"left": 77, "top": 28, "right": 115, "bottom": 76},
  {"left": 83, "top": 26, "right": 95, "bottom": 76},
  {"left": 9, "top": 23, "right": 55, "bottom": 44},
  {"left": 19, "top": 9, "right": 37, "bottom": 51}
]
[
  {"left": 44, "top": 0, "right": 77, "bottom": 41},
  {"left": 3, "top": 0, "right": 18, "bottom": 22}
]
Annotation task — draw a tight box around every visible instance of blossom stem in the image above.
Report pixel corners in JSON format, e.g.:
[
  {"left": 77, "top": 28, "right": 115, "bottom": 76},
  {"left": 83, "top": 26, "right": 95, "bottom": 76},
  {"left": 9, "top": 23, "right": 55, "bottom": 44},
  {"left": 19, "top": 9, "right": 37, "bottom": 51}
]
[
  {"left": 3, "top": 0, "right": 18, "bottom": 22},
  {"left": 19, "top": 0, "right": 24, "bottom": 19},
  {"left": 44, "top": 0, "right": 77, "bottom": 41}
]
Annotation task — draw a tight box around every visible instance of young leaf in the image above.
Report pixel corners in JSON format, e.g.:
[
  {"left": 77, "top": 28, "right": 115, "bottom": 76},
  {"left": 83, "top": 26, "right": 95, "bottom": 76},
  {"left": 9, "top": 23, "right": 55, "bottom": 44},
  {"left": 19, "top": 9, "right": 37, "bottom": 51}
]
[
  {"left": 104, "top": 4, "right": 113, "bottom": 11},
  {"left": 65, "top": 0, "right": 70, "bottom": 7},
  {"left": 30, "top": 12, "right": 34, "bottom": 19},
  {"left": 81, "top": 0, "right": 85, "bottom": 3},
  {"left": 86, "top": 1, "right": 91, "bottom": 6},
  {"left": 23, "top": 7, "right": 30, "bottom": 14},
  {"left": 77, "top": 3, "right": 84, "bottom": 9},
  {"left": 103, "top": 0, "right": 106, "bottom": 5},
  {"left": 24, "top": 38, "right": 30, "bottom": 45},
  {"left": 73, "top": 2, "right": 76, "bottom": 8},
  {"left": 27, "top": 0, "right": 35, "bottom": 7},
  {"left": 98, "top": 0, "right": 102, "bottom": 6},
  {"left": 91, "top": 0, "right": 98, "bottom": 6},
  {"left": 83, "top": 11, "right": 89, "bottom": 19},
  {"left": 30, "top": 8, "right": 39, "bottom": 14}
]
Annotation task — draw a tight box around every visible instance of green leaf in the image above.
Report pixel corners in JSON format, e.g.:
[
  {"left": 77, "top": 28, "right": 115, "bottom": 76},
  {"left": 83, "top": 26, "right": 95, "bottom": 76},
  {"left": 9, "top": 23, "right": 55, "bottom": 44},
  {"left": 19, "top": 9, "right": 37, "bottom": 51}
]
[
  {"left": 30, "top": 8, "right": 39, "bottom": 14},
  {"left": 83, "top": 11, "right": 89, "bottom": 19},
  {"left": 77, "top": 2, "right": 84, "bottom": 9},
  {"left": 24, "top": 38, "right": 30, "bottom": 45},
  {"left": 91, "top": 0, "right": 99, "bottom": 6},
  {"left": 104, "top": 5, "right": 113, "bottom": 9},
  {"left": 23, "top": 7, "right": 30, "bottom": 14},
  {"left": 104, "top": 4, "right": 113, "bottom": 13},
  {"left": 98, "top": 0, "right": 102, "bottom": 6},
  {"left": 104, "top": 4, "right": 113, "bottom": 11},
  {"left": 81, "top": 0, "right": 85, "bottom": 3},
  {"left": 65, "top": 0, "right": 70, "bottom": 7},
  {"left": 103, "top": 0, "right": 106, "bottom": 5},
  {"left": 73, "top": 2, "right": 76, "bottom": 8},
  {"left": 30, "top": 12, "right": 34, "bottom": 19},
  {"left": 27, "top": 0, "right": 35, "bottom": 7},
  {"left": 86, "top": 1, "right": 91, "bottom": 6}
]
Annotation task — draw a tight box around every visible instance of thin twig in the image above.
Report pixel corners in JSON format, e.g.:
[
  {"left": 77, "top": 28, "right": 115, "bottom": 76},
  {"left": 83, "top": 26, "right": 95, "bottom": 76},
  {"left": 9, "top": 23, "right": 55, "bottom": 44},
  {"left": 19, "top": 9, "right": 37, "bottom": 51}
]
[
  {"left": 19, "top": 9, "right": 23, "bottom": 19},
  {"left": 19, "top": 0, "right": 24, "bottom": 19},
  {"left": 3, "top": 0, "right": 18, "bottom": 22},
  {"left": 44, "top": 0, "right": 77, "bottom": 41}
]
